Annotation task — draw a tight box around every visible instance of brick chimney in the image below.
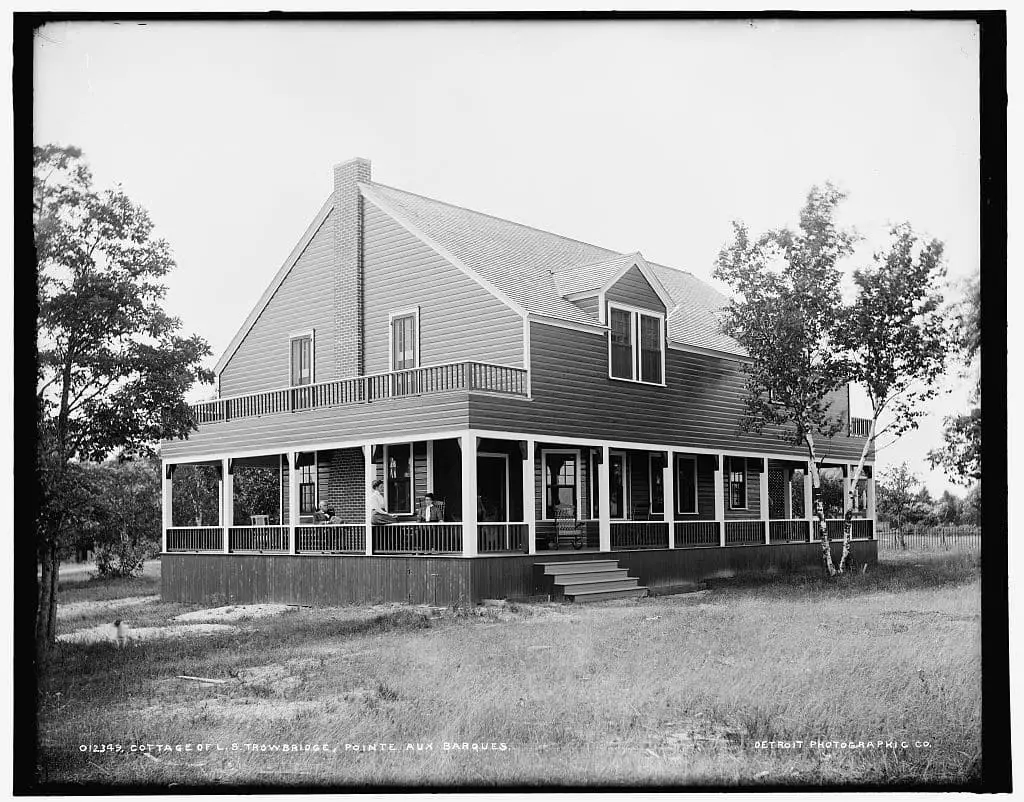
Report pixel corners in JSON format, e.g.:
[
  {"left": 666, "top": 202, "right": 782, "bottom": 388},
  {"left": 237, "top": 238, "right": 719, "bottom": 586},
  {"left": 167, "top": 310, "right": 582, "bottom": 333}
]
[{"left": 333, "top": 157, "right": 371, "bottom": 377}]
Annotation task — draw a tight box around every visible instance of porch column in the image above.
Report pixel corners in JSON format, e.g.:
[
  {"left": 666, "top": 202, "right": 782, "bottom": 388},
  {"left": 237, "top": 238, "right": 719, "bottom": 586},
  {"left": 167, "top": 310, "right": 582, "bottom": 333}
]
[
  {"left": 161, "top": 462, "right": 173, "bottom": 553},
  {"left": 714, "top": 454, "right": 725, "bottom": 547},
  {"left": 523, "top": 439, "right": 537, "bottom": 555},
  {"left": 760, "top": 458, "right": 770, "bottom": 544},
  {"left": 782, "top": 467, "right": 792, "bottom": 519},
  {"left": 663, "top": 451, "right": 676, "bottom": 548},
  {"left": 461, "top": 433, "right": 479, "bottom": 557},
  {"left": 221, "top": 458, "right": 233, "bottom": 553},
  {"left": 804, "top": 462, "right": 815, "bottom": 540},
  {"left": 363, "top": 443, "right": 374, "bottom": 556},
  {"left": 598, "top": 445, "right": 611, "bottom": 551},
  {"left": 288, "top": 453, "right": 300, "bottom": 555}
]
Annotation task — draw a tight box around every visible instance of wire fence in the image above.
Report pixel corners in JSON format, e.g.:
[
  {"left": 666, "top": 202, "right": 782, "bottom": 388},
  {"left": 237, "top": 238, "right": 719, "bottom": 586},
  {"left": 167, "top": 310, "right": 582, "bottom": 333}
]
[{"left": 876, "top": 522, "right": 981, "bottom": 552}]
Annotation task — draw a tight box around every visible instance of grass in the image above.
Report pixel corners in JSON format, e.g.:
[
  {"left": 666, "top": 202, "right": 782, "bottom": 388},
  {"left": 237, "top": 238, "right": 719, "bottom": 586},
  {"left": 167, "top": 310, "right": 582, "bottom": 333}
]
[{"left": 35, "top": 551, "right": 981, "bottom": 789}]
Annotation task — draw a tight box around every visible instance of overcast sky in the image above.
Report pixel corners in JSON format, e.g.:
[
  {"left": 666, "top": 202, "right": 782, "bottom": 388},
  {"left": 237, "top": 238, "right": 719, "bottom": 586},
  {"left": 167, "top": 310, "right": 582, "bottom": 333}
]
[{"left": 33, "top": 18, "right": 981, "bottom": 495}]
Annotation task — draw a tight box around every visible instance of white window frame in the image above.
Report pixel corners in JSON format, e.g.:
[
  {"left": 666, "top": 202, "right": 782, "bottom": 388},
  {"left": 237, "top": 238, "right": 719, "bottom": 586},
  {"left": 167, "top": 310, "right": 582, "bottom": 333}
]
[
  {"left": 609, "top": 449, "right": 630, "bottom": 520},
  {"left": 388, "top": 307, "right": 421, "bottom": 372},
  {"left": 288, "top": 329, "right": 315, "bottom": 386},
  {"left": 728, "top": 456, "right": 748, "bottom": 510},
  {"left": 298, "top": 452, "right": 319, "bottom": 515},
  {"left": 675, "top": 455, "right": 699, "bottom": 515},
  {"left": 541, "top": 448, "right": 583, "bottom": 521},
  {"left": 383, "top": 442, "right": 415, "bottom": 516},
  {"left": 606, "top": 302, "right": 666, "bottom": 386}
]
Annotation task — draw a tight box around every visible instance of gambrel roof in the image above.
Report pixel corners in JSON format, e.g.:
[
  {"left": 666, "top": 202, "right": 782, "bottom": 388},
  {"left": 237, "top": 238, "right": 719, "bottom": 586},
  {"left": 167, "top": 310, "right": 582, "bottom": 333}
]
[{"left": 363, "top": 181, "right": 744, "bottom": 356}]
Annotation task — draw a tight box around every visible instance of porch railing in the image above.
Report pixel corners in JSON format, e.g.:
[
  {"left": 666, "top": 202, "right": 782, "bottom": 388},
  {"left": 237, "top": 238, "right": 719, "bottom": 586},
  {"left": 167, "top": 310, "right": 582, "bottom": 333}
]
[
  {"left": 769, "top": 519, "right": 811, "bottom": 543},
  {"left": 166, "top": 526, "right": 223, "bottom": 552},
  {"left": 673, "top": 521, "right": 720, "bottom": 548},
  {"left": 296, "top": 525, "right": 366, "bottom": 553},
  {"left": 191, "top": 361, "right": 527, "bottom": 425},
  {"left": 823, "top": 518, "right": 874, "bottom": 541},
  {"left": 724, "top": 520, "right": 766, "bottom": 546},
  {"left": 849, "top": 417, "right": 872, "bottom": 437},
  {"left": 228, "top": 525, "right": 289, "bottom": 552},
  {"left": 372, "top": 523, "right": 463, "bottom": 555},
  {"left": 610, "top": 521, "right": 670, "bottom": 550},
  {"left": 478, "top": 523, "right": 528, "bottom": 553}
]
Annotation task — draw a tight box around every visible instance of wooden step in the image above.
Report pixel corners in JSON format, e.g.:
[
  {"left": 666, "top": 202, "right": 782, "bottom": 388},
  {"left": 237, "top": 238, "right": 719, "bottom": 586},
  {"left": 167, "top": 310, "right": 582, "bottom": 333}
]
[
  {"left": 550, "top": 569, "right": 630, "bottom": 583},
  {"left": 565, "top": 586, "right": 649, "bottom": 603},
  {"left": 558, "top": 577, "right": 640, "bottom": 595},
  {"left": 539, "top": 561, "right": 621, "bottom": 575}
]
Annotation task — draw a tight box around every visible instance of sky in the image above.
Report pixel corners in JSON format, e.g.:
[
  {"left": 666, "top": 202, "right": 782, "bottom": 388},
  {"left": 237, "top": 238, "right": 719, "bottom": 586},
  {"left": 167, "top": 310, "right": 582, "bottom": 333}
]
[{"left": 31, "top": 18, "right": 982, "bottom": 495}]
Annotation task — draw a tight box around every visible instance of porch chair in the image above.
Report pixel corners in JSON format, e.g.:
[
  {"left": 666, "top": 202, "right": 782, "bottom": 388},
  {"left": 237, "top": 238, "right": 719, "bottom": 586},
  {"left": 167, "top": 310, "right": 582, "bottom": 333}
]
[
  {"left": 553, "top": 504, "right": 585, "bottom": 550},
  {"left": 250, "top": 514, "right": 269, "bottom": 526},
  {"left": 411, "top": 496, "right": 447, "bottom": 553}
]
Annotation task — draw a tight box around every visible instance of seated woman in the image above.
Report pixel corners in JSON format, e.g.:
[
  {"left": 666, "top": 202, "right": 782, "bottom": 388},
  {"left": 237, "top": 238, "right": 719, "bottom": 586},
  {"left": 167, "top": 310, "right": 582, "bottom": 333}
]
[{"left": 370, "top": 479, "right": 394, "bottom": 525}]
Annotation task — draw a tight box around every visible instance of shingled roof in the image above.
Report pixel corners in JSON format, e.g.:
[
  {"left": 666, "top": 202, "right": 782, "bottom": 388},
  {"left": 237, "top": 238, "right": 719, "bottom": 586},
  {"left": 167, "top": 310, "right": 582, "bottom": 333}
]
[{"left": 362, "top": 181, "right": 744, "bottom": 357}]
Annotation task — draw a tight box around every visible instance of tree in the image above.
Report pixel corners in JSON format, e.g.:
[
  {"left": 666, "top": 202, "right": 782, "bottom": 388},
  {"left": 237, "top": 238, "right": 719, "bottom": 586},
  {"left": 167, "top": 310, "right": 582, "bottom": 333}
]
[
  {"left": 83, "top": 459, "right": 162, "bottom": 577},
  {"left": 876, "top": 462, "right": 920, "bottom": 548},
  {"left": 170, "top": 463, "right": 220, "bottom": 527},
  {"left": 714, "top": 185, "right": 952, "bottom": 575},
  {"left": 35, "top": 145, "right": 213, "bottom": 656},
  {"left": 929, "top": 275, "right": 981, "bottom": 484},
  {"left": 233, "top": 465, "right": 282, "bottom": 524}
]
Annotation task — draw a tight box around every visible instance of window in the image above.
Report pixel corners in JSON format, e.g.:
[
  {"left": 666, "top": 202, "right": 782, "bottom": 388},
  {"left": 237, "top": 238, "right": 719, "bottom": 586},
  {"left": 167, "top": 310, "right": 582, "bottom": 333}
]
[
  {"left": 607, "top": 304, "right": 664, "bottom": 384},
  {"left": 290, "top": 333, "right": 313, "bottom": 386},
  {"left": 676, "top": 457, "right": 697, "bottom": 515},
  {"left": 390, "top": 309, "right": 419, "bottom": 371},
  {"left": 649, "top": 455, "right": 665, "bottom": 515},
  {"left": 299, "top": 456, "right": 317, "bottom": 514},
  {"left": 543, "top": 451, "right": 579, "bottom": 519},
  {"left": 385, "top": 443, "right": 413, "bottom": 515},
  {"left": 729, "top": 457, "right": 747, "bottom": 509}
]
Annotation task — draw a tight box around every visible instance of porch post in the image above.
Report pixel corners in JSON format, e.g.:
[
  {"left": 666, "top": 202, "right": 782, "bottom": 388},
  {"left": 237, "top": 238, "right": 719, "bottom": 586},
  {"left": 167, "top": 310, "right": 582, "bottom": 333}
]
[
  {"left": 161, "top": 461, "right": 172, "bottom": 553},
  {"left": 782, "top": 467, "right": 792, "bottom": 519},
  {"left": 714, "top": 454, "right": 725, "bottom": 547},
  {"left": 461, "top": 433, "right": 479, "bottom": 557},
  {"left": 804, "top": 462, "right": 814, "bottom": 540},
  {"left": 524, "top": 439, "right": 537, "bottom": 555},
  {"left": 760, "top": 458, "right": 770, "bottom": 544},
  {"left": 663, "top": 451, "right": 675, "bottom": 548},
  {"left": 288, "top": 452, "right": 300, "bottom": 555},
  {"left": 598, "top": 445, "right": 611, "bottom": 551},
  {"left": 221, "top": 457, "right": 233, "bottom": 553},
  {"left": 363, "top": 443, "right": 374, "bottom": 556}
]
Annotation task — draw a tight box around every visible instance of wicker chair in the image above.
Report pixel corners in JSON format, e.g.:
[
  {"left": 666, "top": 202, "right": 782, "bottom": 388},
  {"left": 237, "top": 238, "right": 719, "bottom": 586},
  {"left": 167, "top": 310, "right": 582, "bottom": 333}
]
[{"left": 553, "top": 504, "right": 585, "bottom": 550}]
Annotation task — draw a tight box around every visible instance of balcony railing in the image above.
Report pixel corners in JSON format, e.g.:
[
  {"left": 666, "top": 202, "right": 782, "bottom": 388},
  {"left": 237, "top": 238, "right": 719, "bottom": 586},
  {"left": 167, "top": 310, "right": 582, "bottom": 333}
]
[
  {"left": 371, "top": 523, "right": 463, "bottom": 555},
  {"left": 229, "top": 525, "right": 289, "bottom": 552},
  {"left": 822, "top": 518, "right": 873, "bottom": 541},
  {"left": 478, "top": 523, "right": 528, "bottom": 553},
  {"left": 192, "top": 361, "right": 527, "bottom": 425},
  {"left": 674, "top": 521, "right": 720, "bottom": 548},
  {"left": 849, "top": 417, "right": 872, "bottom": 438},
  {"left": 296, "top": 525, "right": 366, "bottom": 553},
  {"left": 610, "top": 521, "right": 670, "bottom": 550},
  {"left": 768, "top": 519, "right": 811, "bottom": 543},
  {"left": 166, "top": 526, "right": 223, "bottom": 552},
  {"left": 724, "top": 520, "right": 766, "bottom": 546}
]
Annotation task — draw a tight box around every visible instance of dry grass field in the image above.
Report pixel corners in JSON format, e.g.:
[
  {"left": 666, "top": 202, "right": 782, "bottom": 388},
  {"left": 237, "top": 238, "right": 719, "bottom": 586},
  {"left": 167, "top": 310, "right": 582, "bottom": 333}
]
[{"left": 35, "top": 550, "right": 981, "bottom": 789}]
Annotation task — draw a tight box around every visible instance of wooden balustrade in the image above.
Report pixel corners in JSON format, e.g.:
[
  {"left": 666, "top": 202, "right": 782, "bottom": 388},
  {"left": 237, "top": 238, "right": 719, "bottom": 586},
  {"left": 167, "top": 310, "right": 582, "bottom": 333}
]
[
  {"left": 165, "top": 527, "right": 223, "bottom": 552},
  {"left": 849, "top": 417, "right": 872, "bottom": 437},
  {"left": 477, "top": 523, "right": 528, "bottom": 553},
  {"left": 228, "top": 525, "right": 289, "bottom": 552},
  {"left": 724, "top": 520, "right": 765, "bottom": 546},
  {"left": 191, "top": 361, "right": 527, "bottom": 425},
  {"left": 296, "top": 525, "right": 366, "bottom": 553},
  {"left": 673, "top": 521, "right": 721, "bottom": 548},
  {"left": 371, "top": 524, "right": 463, "bottom": 554},
  {"left": 768, "top": 519, "right": 811, "bottom": 543},
  {"left": 610, "top": 521, "right": 669, "bottom": 550}
]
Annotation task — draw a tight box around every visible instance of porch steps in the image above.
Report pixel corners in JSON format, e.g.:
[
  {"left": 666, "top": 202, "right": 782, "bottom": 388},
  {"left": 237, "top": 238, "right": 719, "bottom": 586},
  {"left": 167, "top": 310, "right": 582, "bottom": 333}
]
[{"left": 536, "top": 560, "right": 648, "bottom": 603}]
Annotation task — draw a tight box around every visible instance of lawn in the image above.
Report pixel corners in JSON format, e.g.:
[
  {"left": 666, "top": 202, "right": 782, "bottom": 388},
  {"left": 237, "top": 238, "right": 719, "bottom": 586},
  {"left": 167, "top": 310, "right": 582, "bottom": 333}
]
[{"left": 35, "top": 551, "right": 981, "bottom": 789}]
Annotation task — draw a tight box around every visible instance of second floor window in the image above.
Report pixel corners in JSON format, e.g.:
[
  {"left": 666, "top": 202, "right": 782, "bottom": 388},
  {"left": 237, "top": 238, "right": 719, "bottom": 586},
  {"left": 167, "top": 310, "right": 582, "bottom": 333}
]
[
  {"left": 729, "top": 457, "right": 747, "bottom": 509},
  {"left": 608, "top": 304, "right": 664, "bottom": 384},
  {"left": 391, "top": 310, "right": 419, "bottom": 371},
  {"left": 290, "top": 334, "right": 312, "bottom": 386}
]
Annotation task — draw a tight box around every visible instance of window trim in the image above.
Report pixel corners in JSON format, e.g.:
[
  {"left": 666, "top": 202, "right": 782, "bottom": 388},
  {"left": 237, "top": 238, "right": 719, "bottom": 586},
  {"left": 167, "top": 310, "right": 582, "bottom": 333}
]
[
  {"left": 541, "top": 448, "right": 583, "bottom": 521},
  {"left": 728, "top": 456, "right": 748, "bottom": 510},
  {"left": 675, "top": 455, "right": 698, "bottom": 515},
  {"left": 388, "top": 307, "right": 421, "bottom": 372},
  {"left": 288, "top": 329, "right": 315, "bottom": 386},
  {"left": 383, "top": 442, "right": 415, "bottom": 516},
  {"left": 606, "top": 302, "right": 666, "bottom": 386}
]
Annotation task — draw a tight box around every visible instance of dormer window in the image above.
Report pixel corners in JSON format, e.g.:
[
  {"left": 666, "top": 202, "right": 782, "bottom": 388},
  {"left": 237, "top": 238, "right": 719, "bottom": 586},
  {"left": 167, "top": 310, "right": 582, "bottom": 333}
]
[{"left": 607, "top": 303, "right": 665, "bottom": 385}]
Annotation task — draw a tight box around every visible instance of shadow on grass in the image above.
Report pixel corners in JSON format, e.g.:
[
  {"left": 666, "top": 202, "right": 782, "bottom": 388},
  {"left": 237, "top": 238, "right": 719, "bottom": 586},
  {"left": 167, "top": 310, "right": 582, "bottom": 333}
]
[{"left": 705, "top": 549, "right": 980, "bottom": 601}]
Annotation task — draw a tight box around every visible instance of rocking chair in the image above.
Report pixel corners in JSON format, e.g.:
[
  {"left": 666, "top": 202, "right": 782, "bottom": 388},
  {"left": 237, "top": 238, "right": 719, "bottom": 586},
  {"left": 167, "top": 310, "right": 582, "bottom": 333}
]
[{"left": 553, "top": 504, "right": 585, "bottom": 550}]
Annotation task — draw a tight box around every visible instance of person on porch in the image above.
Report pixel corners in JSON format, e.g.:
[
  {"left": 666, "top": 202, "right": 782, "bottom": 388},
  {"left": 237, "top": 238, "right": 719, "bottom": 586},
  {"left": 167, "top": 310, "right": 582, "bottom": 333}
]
[
  {"left": 419, "top": 493, "right": 443, "bottom": 523},
  {"left": 313, "top": 500, "right": 330, "bottom": 524},
  {"left": 370, "top": 478, "right": 394, "bottom": 525}
]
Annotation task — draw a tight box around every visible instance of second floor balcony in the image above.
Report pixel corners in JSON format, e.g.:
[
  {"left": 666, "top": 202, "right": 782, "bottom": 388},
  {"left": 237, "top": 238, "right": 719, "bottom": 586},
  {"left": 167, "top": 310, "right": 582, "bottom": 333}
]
[{"left": 191, "top": 361, "right": 528, "bottom": 426}]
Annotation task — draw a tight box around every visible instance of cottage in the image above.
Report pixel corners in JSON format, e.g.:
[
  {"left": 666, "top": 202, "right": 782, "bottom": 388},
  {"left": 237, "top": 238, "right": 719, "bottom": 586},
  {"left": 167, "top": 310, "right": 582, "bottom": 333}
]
[{"left": 160, "top": 158, "right": 876, "bottom": 604}]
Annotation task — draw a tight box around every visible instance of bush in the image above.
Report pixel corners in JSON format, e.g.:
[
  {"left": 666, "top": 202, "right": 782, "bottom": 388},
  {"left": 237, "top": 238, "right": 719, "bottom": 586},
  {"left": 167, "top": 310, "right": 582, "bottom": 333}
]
[{"left": 84, "top": 459, "right": 161, "bottom": 577}]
